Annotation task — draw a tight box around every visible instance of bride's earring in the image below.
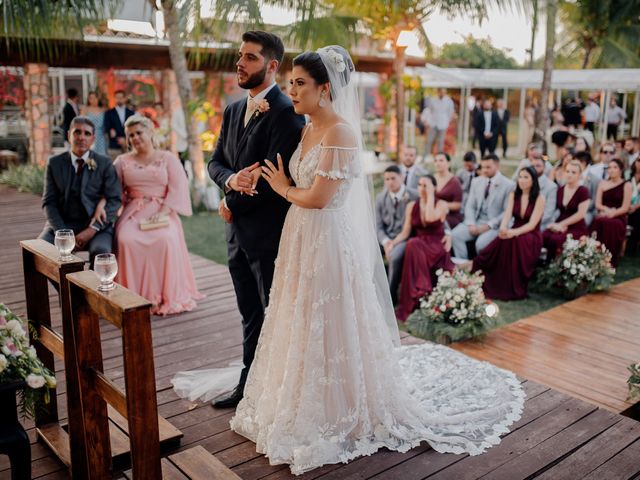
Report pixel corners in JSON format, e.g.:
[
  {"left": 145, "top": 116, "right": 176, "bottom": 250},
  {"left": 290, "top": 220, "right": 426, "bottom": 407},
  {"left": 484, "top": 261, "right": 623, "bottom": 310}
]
[{"left": 318, "top": 91, "right": 327, "bottom": 108}]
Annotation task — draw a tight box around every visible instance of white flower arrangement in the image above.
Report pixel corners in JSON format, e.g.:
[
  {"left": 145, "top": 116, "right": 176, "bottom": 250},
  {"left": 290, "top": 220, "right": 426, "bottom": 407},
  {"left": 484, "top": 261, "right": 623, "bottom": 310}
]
[
  {"left": 0, "top": 303, "right": 56, "bottom": 418},
  {"left": 628, "top": 362, "right": 640, "bottom": 401},
  {"left": 406, "top": 269, "right": 497, "bottom": 343},
  {"left": 536, "top": 233, "right": 615, "bottom": 298}
]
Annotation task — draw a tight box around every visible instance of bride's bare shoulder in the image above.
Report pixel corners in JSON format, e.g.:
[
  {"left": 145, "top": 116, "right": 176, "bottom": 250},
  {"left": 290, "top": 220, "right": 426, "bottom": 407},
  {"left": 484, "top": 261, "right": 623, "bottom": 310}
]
[{"left": 323, "top": 122, "right": 357, "bottom": 149}]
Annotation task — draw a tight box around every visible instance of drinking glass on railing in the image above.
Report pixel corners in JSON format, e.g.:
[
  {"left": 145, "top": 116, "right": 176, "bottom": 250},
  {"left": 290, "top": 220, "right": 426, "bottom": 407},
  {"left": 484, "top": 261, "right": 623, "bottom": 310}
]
[
  {"left": 54, "top": 229, "right": 75, "bottom": 261},
  {"left": 94, "top": 253, "right": 118, "bottom": 292}
]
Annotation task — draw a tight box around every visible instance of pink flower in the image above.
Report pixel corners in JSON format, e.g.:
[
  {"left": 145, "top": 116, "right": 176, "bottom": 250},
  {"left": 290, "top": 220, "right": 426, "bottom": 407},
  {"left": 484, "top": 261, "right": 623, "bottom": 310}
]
[{"left": 256, "top": 99, "right": 270, "bottom": 114}]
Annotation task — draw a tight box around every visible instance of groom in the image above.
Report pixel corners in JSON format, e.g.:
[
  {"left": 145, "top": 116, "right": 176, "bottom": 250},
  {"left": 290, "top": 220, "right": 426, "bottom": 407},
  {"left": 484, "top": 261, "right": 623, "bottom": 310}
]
[{"left": 208, "top": 31, "right": 305, "bottom": 408}]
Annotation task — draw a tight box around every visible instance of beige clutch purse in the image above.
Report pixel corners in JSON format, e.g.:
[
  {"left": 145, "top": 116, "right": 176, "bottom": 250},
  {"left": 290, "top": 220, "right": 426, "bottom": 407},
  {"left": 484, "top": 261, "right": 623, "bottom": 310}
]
[{"left": 139, "top": 215, "right": 170, "bottom": 231}]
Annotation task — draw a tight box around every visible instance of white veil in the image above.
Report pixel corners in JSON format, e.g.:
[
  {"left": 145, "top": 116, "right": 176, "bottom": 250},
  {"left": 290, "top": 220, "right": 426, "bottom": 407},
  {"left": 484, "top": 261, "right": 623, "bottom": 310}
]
[{"left": 316, "top": 46, "right": 401, "bottom": 347}]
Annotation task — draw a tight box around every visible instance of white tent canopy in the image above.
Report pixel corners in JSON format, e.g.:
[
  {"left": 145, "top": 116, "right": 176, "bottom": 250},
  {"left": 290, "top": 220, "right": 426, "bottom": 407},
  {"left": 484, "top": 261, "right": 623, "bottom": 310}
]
[{"left": 408, "top": 64, "right": 640, "bottom": 153}]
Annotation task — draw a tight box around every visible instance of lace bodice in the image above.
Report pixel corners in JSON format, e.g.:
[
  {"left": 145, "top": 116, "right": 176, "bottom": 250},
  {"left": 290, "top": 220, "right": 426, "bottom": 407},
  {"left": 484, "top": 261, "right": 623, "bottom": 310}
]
[{"left": 289, "top": 142, "right": 361, "bottom": 210}]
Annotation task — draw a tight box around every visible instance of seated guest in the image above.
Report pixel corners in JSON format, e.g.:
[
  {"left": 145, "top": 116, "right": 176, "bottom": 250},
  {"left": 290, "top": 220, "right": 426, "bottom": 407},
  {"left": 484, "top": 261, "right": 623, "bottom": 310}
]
[
  {"left": 376, "top": 165, "right": 418, "bottom": 303},
  {"left": 574, "top": 136, "right": 591, "bottom": 155},
  {"left": 589, "top": 142, "right": 615, "bottom": 181},
  {"left": 113, "top": 115, "right": 202, "bottom": 315},
  {"left": 575, "top": 151, "right": 599, "bottom": 225},
  {"left": 513, "top": 143, "right": 552, "bottom": 180},
  {"left": 39, "top": 116, "right": 121, "bottom": 267},
  {"left": 590, "top": 158, "right": 631, "bottom": 267},
  {"left": 398, "top": 144, "right": 428, "bottom": 189},
  {"left": 391, "top": 175, "right": 454, "bottom": 322},
  {"left": 543, "top": 160, "right": 590, "bottom": 260},
  {"left": 452, "top": 154, "right": 514, "bottom": 259},
  {"left": 472, "top": 166, "right": 545, "bottom": 300},
  {"left": 549, "top": 150, "right": 574, "bottom": 186},
  {"left": 626, "top": 156, "right": 640, "bottom": 254},
  {"left": 456, "top": 151, "right": 477, "bottom": 209},
  {"left": 530, "top": 156, "right": 557, "bottom": 231},
  {"left": 433, "top": 152, "right": 463, "bottom": 228},
  {"left": 624, "top": 137, "right": 639, "bottom": 171}
]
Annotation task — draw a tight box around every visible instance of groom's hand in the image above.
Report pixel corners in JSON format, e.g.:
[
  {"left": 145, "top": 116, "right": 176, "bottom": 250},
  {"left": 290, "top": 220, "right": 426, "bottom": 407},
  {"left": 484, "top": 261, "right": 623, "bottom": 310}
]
[
  {"left": 229, "top": 162, "right": 260, "bottom": 195},
  {"left": 219, "top": 200, "right": 233, "bottom": 224}
]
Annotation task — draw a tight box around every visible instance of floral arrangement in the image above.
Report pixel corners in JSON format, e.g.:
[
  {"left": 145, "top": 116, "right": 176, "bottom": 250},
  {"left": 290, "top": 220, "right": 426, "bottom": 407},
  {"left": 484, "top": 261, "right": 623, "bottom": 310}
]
[
  {"left": 0, "top": 303, "right": 56, "bottom": 418},
  {"left": 406, "top": 269, "right": 498, "bottom": 343},
  {"left": 628, "top": 362, "right": 640, "bottom": 402},
  {"left": 535, "top": 234, "right": 615, "bottom": 298}
]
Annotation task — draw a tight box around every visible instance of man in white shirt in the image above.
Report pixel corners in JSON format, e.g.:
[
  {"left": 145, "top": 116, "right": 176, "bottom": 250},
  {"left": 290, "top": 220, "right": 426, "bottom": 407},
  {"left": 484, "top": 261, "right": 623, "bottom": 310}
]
[
  {"left": 584, "top": 97, "right": 600, "bottom": 133},
  {"left": 606, "top": 97, "right": 627, "bottom": 141},
  {"left": 423, "top": 88, "right": 454, "bottom": 157},
  {"left": 624, "top": 137, "right": 639, "bottom": 169}
]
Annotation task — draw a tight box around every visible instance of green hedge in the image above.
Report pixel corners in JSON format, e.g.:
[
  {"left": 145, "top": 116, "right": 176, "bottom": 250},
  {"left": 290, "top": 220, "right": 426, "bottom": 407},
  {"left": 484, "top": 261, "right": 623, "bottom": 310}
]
[{"left": 0, "top": 164, "right": 45, "bottom": 195}]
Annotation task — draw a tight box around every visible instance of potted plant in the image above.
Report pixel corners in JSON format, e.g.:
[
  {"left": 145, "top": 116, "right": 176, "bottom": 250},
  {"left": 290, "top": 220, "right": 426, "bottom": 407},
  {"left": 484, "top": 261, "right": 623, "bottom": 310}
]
[
  {"left": 0, "top": 303, "right": 56, "bottom": 422},
  {"left": 406, "top": 269, "right": 499, "bottom": 343},
  {"left": 536, "top": 233, "right": 616, "bottom": 299}
]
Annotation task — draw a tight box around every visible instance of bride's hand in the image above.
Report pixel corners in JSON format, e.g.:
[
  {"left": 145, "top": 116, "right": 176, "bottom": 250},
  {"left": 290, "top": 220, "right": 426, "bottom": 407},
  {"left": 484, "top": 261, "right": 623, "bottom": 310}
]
[{"left": 261, "top": 153, "right": 292, "bottom": 197}]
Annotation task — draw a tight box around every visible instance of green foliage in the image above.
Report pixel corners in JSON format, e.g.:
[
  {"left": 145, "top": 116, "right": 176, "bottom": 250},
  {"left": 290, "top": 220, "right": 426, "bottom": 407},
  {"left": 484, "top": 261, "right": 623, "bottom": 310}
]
[
  {"left": 628, "top": 361, "right": 640, "bottom": 401},
  {"left": 439, "top": 35, "right": 519, "bottom": 69},
  {"left": 0, "top": 163, "right": 45, "bottom": 195}
]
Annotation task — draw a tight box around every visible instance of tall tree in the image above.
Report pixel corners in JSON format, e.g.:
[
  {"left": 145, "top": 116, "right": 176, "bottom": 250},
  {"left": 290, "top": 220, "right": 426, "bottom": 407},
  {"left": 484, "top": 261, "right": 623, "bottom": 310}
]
[
  {"left": 440, "top": 36, "right": 519, "bottom": 69},
  {"left": 536, "top": 0, "right": 557, "bottom": 138}
]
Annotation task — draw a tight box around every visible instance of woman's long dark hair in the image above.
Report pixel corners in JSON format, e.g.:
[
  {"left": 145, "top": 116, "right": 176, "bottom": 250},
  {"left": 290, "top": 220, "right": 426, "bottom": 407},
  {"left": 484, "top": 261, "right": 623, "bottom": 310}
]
[{"left": 514, "top": 166, "right": 540, "bottom": 203}]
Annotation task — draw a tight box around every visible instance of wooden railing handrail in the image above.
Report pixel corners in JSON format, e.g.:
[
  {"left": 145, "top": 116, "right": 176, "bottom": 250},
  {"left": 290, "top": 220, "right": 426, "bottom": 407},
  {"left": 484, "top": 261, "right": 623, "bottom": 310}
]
[{"left": 20, "top": 239, "right": 84, "bottom": 283}]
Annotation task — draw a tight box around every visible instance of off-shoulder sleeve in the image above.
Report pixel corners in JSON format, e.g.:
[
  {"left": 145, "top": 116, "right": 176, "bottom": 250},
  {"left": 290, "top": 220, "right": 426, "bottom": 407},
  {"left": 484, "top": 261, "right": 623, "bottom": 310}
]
[
  {"left": 163, "top": 152, "right": 192, "bottom": 216},
  {"left": 314, "top": 146, "right": 361, "bottom": 180}
]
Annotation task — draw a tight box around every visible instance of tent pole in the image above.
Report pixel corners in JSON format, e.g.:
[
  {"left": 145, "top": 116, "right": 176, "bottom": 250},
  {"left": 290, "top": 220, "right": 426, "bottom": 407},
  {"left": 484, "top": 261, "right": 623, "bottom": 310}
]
[
  {"left": 601, "top": 90, "right": 611, "bottom": 145},
  {"left": 518, "top": 88, "right": 526, "bottom": 156},
  {"left": 462, "top": 86, "right": 470, "bottom": 153},
  {"left": 632, "top": 91, "right": 640, "bottom": 137},
  {"left": 458, "top": 87, "right": 465, "bottom": 150},
  {"left": 621, "top": 92, "right": 628, "bottom": 137}
]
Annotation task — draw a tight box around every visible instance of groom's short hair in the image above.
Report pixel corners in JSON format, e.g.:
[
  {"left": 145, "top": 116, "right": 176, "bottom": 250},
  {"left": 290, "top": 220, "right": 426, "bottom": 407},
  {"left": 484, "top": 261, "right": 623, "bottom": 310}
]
[{"left": 242, "top": 31, "right": 285, "bottom": 67}]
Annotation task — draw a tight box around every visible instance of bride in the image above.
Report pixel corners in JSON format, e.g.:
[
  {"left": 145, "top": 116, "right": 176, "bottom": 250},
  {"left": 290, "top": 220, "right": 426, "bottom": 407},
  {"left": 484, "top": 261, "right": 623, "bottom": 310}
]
[{"left": 173, "top": 46, "right": 524, "bottom": 475}]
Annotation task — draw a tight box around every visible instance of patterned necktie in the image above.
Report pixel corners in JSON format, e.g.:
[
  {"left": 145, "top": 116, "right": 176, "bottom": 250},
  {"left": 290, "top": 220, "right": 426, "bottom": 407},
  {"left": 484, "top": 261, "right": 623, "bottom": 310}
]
[
  {"left": 484, "top": 178, "right": 492, "bottom": 199},
  {"left": 76, "top": 158, "right": 85, "bottom": 176}
]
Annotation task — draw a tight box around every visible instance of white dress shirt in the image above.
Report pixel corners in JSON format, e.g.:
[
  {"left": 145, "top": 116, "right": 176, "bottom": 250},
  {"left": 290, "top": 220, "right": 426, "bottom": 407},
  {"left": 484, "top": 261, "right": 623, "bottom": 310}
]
[
  {"left": 584, "top": 102, "right": 600, "bottom": 122},
  {"left": 427, "top": 95, "right": 454, "bottom": 130},
  {"left": 483, "top": 111, "right": 492, "bottom": 134}
]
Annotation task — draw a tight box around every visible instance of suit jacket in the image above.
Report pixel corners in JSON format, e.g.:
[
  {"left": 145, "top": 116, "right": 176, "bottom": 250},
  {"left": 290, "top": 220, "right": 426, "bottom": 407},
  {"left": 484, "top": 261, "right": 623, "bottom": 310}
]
[
  {"left": 103, "top": 107, "right": 134, "bottom": 149},
  {"left": 475, "top": 110, "right": 501, "bottom": 139},
  {"left": 208, "top": 86, "right": 305, "bottom": 253},
  {"left": 464, "top": 172, "right": 514, "bottom": 229},
  {"left": 62, "top": 102, "right": 77, "bottom": 139},
  {"left": 401, "top": 164, "right": 429, "bottom": 190},
  {"left": 376, "top": 187, "right": 418, "bottom": 245},
  {"left": 41, "top": 150, "right": 122, "bottom": 232},
  {"left": 497, "top": 109, "right": 510, "bottom": 133},
  {"left": 538, "top": 174, "right": 558, "bottom": 231}
]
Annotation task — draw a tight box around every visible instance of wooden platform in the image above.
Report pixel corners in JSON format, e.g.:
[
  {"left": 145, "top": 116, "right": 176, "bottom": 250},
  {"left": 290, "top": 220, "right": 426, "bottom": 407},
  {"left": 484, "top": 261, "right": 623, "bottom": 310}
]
[
  {"left": 1, "top": 185, "right": 639, "bottom": 480},
  {"left": 452, "top": 280, "right": 640, "bottom": 414}
]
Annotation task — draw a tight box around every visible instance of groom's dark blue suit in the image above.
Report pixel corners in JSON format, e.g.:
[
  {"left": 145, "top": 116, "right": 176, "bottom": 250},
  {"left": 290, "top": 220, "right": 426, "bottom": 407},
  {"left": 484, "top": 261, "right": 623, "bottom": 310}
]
[{"left": 208, "top": 85, "right": 305, "bottom": 385}]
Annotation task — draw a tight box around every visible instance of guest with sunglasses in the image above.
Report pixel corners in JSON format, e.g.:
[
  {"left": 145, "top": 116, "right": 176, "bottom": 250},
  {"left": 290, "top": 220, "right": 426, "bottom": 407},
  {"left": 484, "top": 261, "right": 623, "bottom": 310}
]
[{"left": 590, "top": 143, "right": 616, "bottom": 181}]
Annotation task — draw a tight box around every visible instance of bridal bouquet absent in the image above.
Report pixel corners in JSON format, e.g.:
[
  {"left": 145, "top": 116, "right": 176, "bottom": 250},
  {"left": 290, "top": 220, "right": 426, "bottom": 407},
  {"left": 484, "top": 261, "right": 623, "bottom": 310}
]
[
  {"left": 0, "top": 303, "right": 56, "bottom": 418},
  {"left": 536, "top": 233, "right": 615, "bottom": 298},
  {"left": 406, "top": 269, "right": 497, "bottom": 343}
]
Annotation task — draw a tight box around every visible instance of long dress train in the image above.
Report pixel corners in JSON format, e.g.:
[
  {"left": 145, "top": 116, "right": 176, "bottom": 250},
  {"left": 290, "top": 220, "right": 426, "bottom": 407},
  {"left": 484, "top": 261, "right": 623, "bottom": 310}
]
[
  {"left": 473, "top": 196, "right": 542, "bottom": 300},
  {"left": 173, "top": 141, "right": 524, "bottom": 475}
]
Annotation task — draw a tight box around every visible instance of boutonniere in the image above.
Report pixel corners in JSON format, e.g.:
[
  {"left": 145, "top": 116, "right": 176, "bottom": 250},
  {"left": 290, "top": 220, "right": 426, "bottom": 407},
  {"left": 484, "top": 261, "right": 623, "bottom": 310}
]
[
  {"left": 86, "top": 158, "right": 97, "bottom": 171},
  {"left": 254, "top": 99, "right": 270, "bottom": 119}
]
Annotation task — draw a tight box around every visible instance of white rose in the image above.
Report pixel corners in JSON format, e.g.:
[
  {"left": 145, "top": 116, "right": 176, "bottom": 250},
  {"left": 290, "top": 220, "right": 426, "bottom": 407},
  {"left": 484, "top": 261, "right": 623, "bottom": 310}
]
[
  {"left": 26, "top": 374, "right": 46, "bottom": 389},
  {"left": 0, "top": 354, "right": 6, "bottom": 373},
  {"left": 45, "top": 375, "right": 57, "bottom": 388},
  {"left": 27, "top": 346, "right": 37, "bottom": 359},
  {"left": 6, "top": 319, "right": 26, "bottom": 337}
]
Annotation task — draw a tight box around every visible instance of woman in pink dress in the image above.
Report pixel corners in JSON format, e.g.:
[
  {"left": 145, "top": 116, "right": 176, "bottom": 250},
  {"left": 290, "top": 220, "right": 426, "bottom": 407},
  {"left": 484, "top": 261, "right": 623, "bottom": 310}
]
[
  {"left": 433, "top": 152, "right": 463, "bottom": 228},
  {"left": 590, "top": 158, "right": 631, "bottom": 266},
  {"left": 390, "top": 174, "right": 454, "bottom": 322},
  {"left": 543, "top": 160, "right": 590, "bottom": 260},
  {"left": 472, "top": 166, "right": 545, "bottom": 300},
  {"left": 114, "top": 115, "right": 202, "bottom": 315}
]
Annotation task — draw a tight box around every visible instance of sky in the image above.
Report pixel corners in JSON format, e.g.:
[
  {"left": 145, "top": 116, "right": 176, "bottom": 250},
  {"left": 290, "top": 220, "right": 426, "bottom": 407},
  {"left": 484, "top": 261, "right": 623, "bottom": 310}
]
[{"left": 261, "top": 4, "right": 547, "bottom": 66}]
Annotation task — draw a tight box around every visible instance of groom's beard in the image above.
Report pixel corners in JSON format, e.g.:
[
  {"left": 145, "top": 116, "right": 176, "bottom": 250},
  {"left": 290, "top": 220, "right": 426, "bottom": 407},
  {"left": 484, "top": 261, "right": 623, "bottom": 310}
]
[{"left": 238, "top": 65, "right": 268, "bottom": 90}]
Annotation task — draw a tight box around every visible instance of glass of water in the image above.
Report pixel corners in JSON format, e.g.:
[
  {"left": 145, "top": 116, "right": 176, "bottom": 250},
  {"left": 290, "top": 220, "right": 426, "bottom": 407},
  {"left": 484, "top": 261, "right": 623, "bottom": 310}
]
[
  {"left": 54, "top": 229, "right": 75, "bottom": 261},
  {"left": 94, "top": 253, "right": 118, "bottom": 292}
]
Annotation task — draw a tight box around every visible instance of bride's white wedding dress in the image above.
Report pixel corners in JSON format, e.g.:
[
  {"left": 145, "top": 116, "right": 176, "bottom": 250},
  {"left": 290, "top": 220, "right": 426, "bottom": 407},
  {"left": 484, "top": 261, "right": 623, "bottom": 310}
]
[{"left": 174, "top": 137, "right": 525, "bottom": 475}]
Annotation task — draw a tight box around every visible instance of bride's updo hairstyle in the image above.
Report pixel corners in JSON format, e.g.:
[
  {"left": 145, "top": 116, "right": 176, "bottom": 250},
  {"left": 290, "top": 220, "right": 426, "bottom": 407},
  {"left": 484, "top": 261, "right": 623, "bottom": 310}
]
[{"left": 293, "top": 45, "right": 354, "bottom": 100}]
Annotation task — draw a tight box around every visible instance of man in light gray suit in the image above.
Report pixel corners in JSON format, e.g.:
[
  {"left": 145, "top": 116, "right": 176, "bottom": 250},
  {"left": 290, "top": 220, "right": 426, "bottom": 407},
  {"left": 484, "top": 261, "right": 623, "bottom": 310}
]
[
  {"left": 398, "top": 144, "right": 428, "bottom": 189},
  {"left": 452, "top": 154, "right": 514, "bottom": 259},
  {"left": 376, "top": 165, "right": 418, "bottom": 303},
  {"left": 529, "top": 156, "right": 557, "bottom": 231}
]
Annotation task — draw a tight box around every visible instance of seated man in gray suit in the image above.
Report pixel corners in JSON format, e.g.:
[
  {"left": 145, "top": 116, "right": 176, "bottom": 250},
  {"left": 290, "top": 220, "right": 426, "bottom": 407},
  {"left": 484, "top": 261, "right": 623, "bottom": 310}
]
[
  {"left": 398, "top": 144, "right": 428, "bottom": 189},
  {"left": 376, "top": 165, "right": 418, "bottom": 303},
  {"left": 39, "top": 116, "right": 122, "bottom": 266},
  {"left": 530, "top": 155, "right": 557, "bottom": 231},
  {"left": 452, "top": 154, "right": 514, "bottom": 259}
]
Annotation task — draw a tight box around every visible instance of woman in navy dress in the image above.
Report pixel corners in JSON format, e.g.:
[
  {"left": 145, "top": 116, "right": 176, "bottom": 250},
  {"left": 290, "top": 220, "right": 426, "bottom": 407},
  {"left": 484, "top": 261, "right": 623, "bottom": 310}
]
[
  {"left": 389, "top": 174, "right": 454, "bottom": 321},
  {"left": 472, "top": 166, "right": 545, "bottom": 300},
  {"left": 590, "top": 158, "right": 631, "bottom": 266},
  {"left": 543, "top": 160, "right": 591, "bottom": 259}
]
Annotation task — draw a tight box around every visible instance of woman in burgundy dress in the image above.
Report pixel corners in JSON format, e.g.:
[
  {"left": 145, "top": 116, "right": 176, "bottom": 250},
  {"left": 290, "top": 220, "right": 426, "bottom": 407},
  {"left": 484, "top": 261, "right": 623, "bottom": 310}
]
[
  {"left": 433, "top": 152, "right": 463, "bottom": 228},
  {"left": 590, "top": 158, "right": 631, "bottom": 266},
  {"left": 543, "top": 160, "right": 591, "bottom": 260},
  {"left": 471, "top": 166, "right": 545, "bottom": 300},
  {"left": 390, "top": 174, "right": 455, "bottom": 321}
]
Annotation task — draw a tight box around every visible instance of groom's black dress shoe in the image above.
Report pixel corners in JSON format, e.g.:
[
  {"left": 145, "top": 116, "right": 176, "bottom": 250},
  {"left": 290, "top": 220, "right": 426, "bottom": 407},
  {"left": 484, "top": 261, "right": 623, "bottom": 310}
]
[{"left": 212, "top": 385, "right": 244, "bottom": 409}]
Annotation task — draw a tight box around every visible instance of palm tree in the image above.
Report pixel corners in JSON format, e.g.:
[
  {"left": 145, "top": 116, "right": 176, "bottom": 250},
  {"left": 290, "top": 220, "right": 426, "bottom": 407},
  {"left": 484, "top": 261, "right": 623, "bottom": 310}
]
[{"left": 536, "top": 0, "right": 557, "bottom": 138}]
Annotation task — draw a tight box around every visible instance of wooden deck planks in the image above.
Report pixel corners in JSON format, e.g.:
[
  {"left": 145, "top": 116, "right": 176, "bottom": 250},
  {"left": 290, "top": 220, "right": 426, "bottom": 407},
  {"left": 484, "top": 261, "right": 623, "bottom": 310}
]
[{"left": 1, "top": 185, "right": 639, "bottom": 480}]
